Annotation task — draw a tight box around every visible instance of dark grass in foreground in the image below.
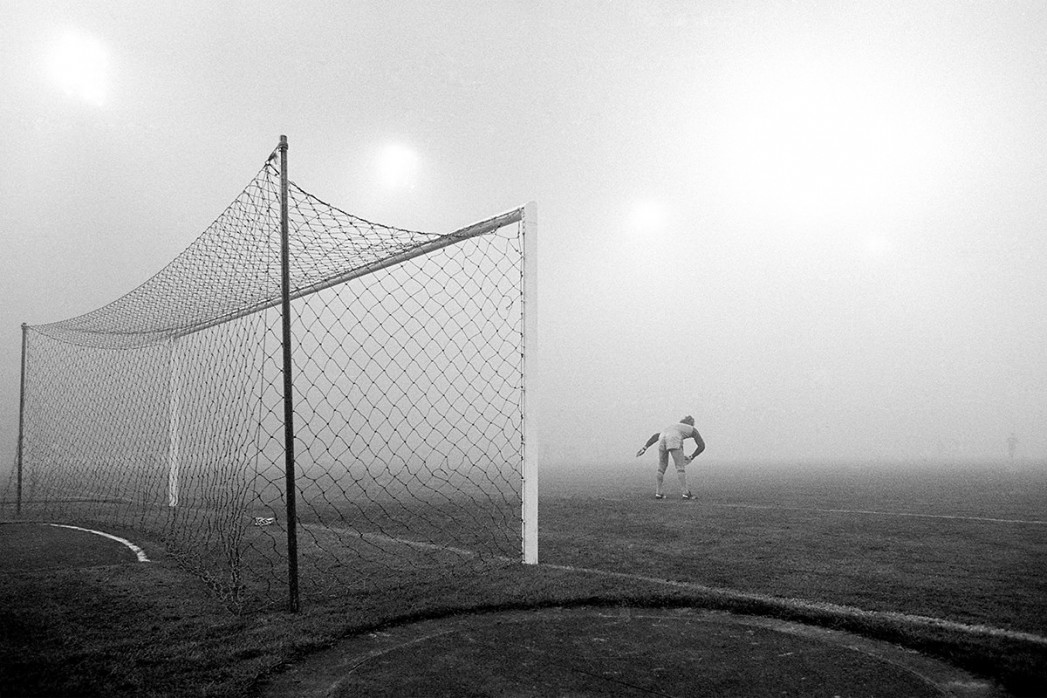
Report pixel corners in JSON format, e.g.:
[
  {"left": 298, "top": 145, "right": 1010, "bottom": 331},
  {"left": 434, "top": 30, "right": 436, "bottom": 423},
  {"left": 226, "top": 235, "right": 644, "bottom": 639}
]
[
  {"left": 2, "top": 460, "right": 1046, "bottom": 697},
  {"left": 2, "top": 557, "right": 1045, "bottom": 697}
]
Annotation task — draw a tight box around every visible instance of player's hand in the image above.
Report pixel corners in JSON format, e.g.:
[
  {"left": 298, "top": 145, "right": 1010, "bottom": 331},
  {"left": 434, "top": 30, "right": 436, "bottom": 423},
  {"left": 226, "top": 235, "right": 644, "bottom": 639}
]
[
  {"left": 684, "top": 456, "right": 693, "bottom": 464},
  {"left": 636, "top": 447, "right": 646, "bottom": 457}
]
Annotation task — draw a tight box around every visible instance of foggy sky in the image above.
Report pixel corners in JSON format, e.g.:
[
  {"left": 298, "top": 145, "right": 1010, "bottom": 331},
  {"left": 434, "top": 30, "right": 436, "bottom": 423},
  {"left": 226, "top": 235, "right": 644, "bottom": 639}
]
[{"left": 2, "top": 1, "right": 1046, "bottom": 470}]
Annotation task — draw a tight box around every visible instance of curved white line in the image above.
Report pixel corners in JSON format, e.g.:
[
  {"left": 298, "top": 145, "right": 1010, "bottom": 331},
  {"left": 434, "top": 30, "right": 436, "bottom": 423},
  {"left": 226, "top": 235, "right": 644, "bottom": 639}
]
[
  {"left": 46, "top": 523, "right": 151, "bottom": 562},
  {"left": 544, "top": 563, "right": 1047, "bottom": 646},
  {"left": 295, "top": 524, "right": 1047, "bottom": 646}
]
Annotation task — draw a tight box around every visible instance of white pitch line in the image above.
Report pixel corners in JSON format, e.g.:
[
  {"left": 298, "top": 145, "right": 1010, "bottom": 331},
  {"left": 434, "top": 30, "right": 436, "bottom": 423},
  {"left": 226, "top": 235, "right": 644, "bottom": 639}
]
[
  {"left": 357, "top": 531, "right": 489, "bottom": 558},
  {"left": 296, "top": 523, "right": 508, "bottom": 560},
  {"left": 704, "top": 503, "right": 1047, "bottom": 526},
  {"left": 543, "top": 563, "right": 1047, "bottom": 646},
  {"left": 298, "top": 524, "right": 1047, "bottom": 646},
  {"left": 46, "top": 523, "right": 151, "bottom": 562}
]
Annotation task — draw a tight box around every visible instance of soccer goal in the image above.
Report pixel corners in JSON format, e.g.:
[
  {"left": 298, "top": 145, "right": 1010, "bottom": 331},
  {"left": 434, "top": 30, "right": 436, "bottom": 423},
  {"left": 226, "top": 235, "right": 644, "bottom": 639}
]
[{"left": 9, "top": 137, "right": 537, "bottom": 611}]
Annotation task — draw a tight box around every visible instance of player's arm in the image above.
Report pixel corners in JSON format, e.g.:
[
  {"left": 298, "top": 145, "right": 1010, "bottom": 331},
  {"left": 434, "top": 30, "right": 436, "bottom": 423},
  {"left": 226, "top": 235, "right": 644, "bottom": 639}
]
[
  {"left": 636, "top": 432, "right": 660, "bottom": 457},
  {"left": 687, "top": 429, "right": 705, "bottom": 462}
]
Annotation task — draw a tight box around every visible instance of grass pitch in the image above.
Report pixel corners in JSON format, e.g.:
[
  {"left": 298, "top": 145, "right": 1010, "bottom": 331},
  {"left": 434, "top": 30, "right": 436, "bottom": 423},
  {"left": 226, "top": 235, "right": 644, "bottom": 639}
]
[{"left": 1, "top": 459, "right": 1045, "bottom": 696}]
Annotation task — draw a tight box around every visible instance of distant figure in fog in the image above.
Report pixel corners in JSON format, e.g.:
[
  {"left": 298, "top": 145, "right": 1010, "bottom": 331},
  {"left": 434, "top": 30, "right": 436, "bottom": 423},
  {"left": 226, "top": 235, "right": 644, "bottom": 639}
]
[
  {"left": 1007, "top": 433, "right": 1018, "bottom": 461},
  {"left": 635, "top": 415, "right": 705, "bottom": 500}
]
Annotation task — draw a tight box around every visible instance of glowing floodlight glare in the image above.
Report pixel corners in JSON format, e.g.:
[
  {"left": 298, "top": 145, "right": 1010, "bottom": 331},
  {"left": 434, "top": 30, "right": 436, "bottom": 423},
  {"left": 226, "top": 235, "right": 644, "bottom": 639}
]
[
  {"left": 48, "top": 29, "right": 109, "bottom": 106},
  {"left": 864, "top": 235, "right": 896, "bottom": 258},
  {"left": 376, "top": 143, "right": 420, "bottom": 190},
  {"left": 628, "top": 199, "right": 665, "bottom": 231}
]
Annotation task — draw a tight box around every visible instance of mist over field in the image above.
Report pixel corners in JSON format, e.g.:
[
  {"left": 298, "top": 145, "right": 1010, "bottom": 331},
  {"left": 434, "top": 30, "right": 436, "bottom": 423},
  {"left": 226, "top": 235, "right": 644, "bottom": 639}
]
[
  {"left": 551, "top": 457, "right": 1047, "bottom": 519},
  {"left": 2, "top": 2, "right": 1046, "bottom": 475}
]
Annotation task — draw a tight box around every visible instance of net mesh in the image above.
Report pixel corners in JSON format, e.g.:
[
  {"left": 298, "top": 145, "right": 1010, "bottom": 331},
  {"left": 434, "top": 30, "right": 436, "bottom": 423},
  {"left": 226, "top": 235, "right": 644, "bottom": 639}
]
[{"left": 6, "top": 152, "right": 529, "bottom": 610}]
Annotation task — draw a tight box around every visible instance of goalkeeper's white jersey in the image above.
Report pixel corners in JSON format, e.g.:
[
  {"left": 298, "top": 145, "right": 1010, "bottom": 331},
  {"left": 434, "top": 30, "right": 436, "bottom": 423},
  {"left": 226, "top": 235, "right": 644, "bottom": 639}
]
[{"left": 659, "top": 423, "right": 700, "bottom": 450}]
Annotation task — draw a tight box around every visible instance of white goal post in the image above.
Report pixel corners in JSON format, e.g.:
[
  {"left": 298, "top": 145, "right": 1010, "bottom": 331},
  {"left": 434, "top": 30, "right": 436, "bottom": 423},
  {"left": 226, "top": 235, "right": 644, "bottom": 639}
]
[{"left": 522, "top": 200, "right": 538, "bottom": 565}]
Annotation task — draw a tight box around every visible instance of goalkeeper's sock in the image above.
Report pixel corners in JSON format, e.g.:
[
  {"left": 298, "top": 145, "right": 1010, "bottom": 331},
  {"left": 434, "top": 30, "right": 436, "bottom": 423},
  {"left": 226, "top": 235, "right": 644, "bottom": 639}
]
[{"left": 677, "top": 470, "right": 688, "bottom": 493}]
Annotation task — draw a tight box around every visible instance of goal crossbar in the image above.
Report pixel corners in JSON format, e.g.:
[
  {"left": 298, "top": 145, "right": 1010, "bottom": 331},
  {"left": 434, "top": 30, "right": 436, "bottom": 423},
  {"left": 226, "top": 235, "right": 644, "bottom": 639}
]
[{"left": 44, "top": 206, "right": 526, "bottom": 344}]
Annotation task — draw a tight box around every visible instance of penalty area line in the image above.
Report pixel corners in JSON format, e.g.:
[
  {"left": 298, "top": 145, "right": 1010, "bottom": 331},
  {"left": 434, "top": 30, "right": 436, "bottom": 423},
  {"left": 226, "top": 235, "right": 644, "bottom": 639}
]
[
  {"left": 543, "top": 563, "right": 1047, "bottom": 647},
  {"left": 705, "top": 503, "right": 1047, "bottom": 526},
  {"left": 46, "top": 524, "right": 151, "bottom": 563}
]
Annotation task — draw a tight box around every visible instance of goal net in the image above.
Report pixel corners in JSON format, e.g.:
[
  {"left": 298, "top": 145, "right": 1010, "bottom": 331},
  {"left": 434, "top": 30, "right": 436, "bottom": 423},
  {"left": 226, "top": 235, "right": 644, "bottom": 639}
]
[{"left": 7, "top": 142, "right": 537, "bottom": 610}]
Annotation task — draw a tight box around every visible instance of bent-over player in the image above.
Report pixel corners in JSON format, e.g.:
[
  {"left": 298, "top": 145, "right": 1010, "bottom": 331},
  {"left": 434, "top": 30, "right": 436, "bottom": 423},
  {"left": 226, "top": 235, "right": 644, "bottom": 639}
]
[{"left": 636, "top": 415, "right": 705, "bottom": 500}]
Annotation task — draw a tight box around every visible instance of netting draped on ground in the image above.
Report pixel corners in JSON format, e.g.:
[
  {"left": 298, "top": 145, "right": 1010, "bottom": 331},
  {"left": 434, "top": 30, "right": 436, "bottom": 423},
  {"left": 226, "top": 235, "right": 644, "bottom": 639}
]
[{"left": 6, "top": 153, "right": 529, "bottom": 609}]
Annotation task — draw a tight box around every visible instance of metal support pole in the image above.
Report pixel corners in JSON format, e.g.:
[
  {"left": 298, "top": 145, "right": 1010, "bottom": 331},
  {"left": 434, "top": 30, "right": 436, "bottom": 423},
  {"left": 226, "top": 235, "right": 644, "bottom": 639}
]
[
  {"left": 168, "top": 338, "right": 181, "bottom": 507},
  {"left": 521, "top": 202, "right": 538, "bottom": 564},
  {"left": 278, "top": 135, "right": 300, "bottom": 612},
  {"left": 16, "top": 323, "right": 28, "bottom": 516}
]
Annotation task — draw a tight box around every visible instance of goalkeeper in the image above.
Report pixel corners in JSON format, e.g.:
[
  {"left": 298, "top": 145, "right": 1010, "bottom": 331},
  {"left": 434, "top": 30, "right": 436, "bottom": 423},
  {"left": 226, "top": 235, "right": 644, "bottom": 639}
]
[{"left": 635, "top": 416, "right": 705, "bottom": 500}]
